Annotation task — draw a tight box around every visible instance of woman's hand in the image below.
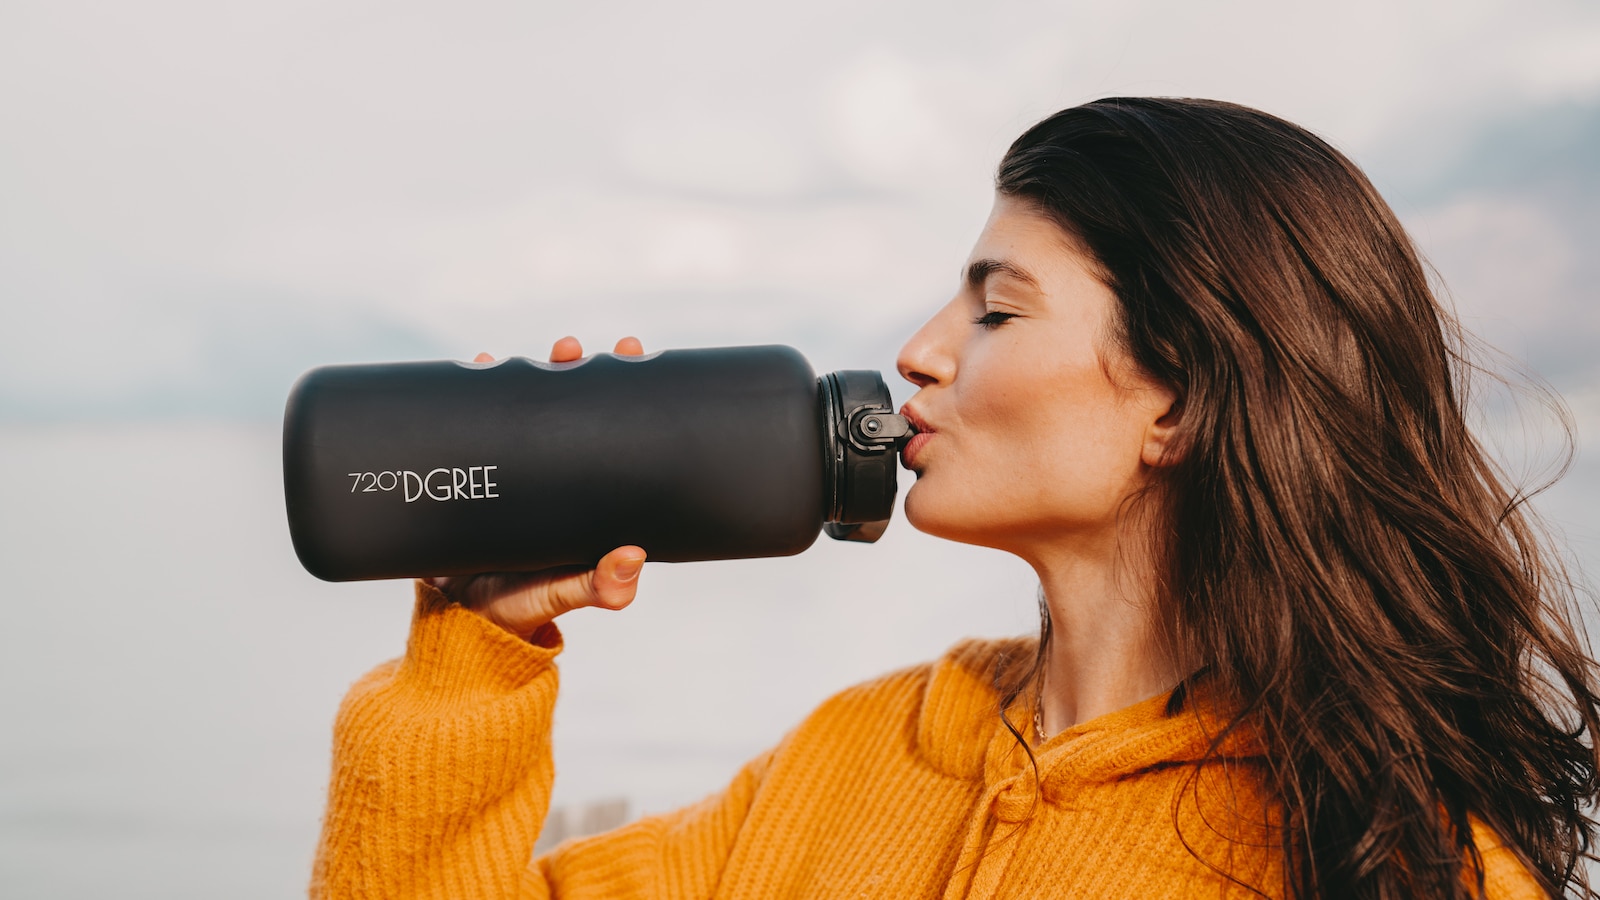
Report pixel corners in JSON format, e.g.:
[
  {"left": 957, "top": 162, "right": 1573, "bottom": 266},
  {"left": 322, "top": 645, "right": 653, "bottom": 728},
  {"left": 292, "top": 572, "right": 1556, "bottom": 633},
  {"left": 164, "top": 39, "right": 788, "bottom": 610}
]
[{"left": 425, "top": 336, "right": 648, "bottom": 640}]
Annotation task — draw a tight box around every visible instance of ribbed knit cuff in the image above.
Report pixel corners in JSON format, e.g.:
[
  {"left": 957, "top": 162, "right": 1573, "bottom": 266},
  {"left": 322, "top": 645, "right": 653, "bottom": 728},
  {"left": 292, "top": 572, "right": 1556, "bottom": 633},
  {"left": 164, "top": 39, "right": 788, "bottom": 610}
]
[{"left": 396, "top": 580, "right": 564, "bottom": 698}]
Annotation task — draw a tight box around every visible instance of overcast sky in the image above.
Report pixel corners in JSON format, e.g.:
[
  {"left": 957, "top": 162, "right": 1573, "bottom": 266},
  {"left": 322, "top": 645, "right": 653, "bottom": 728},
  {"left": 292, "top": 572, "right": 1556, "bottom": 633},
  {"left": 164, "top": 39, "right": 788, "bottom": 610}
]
[
  {"left": 3, "top": 4, "right": 1598, "bottom": 894},
  {"left": 2, "top": 0, "right": 1598, "bottom": 425}
]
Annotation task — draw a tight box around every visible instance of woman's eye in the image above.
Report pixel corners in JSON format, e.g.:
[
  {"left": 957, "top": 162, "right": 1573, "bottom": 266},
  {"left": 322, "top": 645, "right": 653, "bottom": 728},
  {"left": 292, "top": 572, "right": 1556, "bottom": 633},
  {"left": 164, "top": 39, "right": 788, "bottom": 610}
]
[{"left": 973, "top": 311, "right": 1018, "bottom": 329}]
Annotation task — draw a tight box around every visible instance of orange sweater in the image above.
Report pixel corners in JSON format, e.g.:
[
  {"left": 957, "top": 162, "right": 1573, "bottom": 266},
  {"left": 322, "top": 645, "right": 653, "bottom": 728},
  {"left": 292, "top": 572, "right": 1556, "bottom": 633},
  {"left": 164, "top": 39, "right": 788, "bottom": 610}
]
[{"left": 310, "top": 582, "right": 1544, "bottom": 899}]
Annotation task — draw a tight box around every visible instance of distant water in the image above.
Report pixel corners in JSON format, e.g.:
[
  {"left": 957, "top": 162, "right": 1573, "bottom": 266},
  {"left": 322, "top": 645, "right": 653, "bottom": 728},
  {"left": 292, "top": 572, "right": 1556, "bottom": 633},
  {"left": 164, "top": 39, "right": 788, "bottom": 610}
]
[{"left": 0, "top": 423, "right": 1039, "bottom": 899}]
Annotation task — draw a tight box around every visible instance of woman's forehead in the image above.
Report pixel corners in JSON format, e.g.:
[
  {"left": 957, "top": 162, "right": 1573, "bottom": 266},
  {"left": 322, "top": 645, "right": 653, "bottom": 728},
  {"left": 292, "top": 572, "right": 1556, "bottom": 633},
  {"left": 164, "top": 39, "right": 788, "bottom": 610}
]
[{"left": 967, "top": 197, "right": 1103, "bottom": 290}]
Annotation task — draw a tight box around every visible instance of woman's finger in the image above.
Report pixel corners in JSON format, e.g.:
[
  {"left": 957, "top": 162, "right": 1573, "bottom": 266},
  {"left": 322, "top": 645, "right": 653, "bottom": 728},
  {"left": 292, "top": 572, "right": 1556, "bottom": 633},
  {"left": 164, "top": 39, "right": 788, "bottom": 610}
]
[
  {"left": 479, "top": 570, "right": 590, "bottom": 637},
  {"left": 589, "top": 545, "right": 647, "bottom": 609},
  {"left": 550, "top": 336, "right": 583, "bottom": 363},
  {"left": 524, "top": 547, "right": 643, "bottom": 617},
  {"left": 462, "top": 546, "right": 646, "bottom": 638},
  {"left": 614, "top": 336, "right": 644, "bottom": 356},
  {"left": 473, "top": 351, "right": 495, "bottom": 363},
  {"left": 516, "top": 548, "right": 644, "bottom": 619}
]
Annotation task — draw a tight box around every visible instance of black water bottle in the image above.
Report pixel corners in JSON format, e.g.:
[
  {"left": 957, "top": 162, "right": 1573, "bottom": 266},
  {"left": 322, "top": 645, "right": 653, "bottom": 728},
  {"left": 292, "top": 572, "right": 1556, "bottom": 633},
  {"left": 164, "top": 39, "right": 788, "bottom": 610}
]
[{"left": 282, "top": 345, "right": 913, "bottom": 581}]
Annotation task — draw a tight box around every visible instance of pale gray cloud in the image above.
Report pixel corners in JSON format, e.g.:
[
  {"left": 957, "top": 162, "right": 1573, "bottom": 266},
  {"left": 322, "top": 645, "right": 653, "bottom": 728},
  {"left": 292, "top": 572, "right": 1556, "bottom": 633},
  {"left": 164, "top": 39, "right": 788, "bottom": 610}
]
[{"left": 1383, "top": 100, "right": 1600, "bottom": 387}]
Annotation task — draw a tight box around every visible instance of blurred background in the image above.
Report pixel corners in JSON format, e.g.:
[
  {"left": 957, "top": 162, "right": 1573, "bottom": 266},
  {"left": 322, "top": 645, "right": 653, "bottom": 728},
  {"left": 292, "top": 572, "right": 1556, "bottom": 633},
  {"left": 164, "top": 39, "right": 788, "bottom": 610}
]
[{"left": 2, "top": 0, "right": 1597, "bottom": 896}]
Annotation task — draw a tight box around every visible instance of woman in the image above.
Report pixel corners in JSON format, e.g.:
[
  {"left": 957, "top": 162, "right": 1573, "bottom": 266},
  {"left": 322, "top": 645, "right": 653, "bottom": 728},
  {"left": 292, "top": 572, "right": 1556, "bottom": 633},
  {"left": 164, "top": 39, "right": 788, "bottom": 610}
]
[{"left": 310, "top": 98, "right": 1599, "bottom": 899}]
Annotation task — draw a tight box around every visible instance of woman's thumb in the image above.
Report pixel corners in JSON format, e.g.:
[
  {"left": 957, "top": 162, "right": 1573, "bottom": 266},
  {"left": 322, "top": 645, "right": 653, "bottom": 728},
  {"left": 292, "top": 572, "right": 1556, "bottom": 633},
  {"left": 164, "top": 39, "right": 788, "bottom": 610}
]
[{"left": 588, "top": 546, "right": 647, "bottom": 610}]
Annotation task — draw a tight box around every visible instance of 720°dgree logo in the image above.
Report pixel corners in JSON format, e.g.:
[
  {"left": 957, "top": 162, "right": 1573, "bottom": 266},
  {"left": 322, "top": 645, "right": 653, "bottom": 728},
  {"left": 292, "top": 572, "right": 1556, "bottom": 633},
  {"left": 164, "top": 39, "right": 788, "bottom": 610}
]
[{"left": 347, "top": 466, "right": 499, "bottom": 502}]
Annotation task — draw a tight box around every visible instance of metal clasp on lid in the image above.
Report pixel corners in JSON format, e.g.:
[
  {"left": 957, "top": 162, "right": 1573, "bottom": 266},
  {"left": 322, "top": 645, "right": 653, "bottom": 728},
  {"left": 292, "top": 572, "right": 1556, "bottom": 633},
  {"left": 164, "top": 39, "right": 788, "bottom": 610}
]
[{"left": 843, "top": 407, "right": 913, "bottom": 453}]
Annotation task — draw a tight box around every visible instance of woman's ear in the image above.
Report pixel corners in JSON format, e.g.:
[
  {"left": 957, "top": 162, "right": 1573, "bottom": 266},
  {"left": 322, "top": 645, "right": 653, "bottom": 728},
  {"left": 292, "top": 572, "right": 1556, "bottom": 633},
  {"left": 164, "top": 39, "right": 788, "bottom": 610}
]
[{"left": 1142, "top": 392, "right": 1184, "bottom": 468}]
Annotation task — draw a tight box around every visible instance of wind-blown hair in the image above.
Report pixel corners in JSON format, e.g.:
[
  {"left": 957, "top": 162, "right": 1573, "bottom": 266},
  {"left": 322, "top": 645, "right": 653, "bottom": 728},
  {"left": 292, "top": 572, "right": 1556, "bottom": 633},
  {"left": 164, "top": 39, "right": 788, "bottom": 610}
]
[{"left": 996, "top": 97, "right": 1600, "bottom": 898}]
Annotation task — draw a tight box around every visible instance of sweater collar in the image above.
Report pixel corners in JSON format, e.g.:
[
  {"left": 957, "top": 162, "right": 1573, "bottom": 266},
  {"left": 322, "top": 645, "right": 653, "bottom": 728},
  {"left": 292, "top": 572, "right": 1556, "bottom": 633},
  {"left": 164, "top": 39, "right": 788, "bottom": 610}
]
[{"left": 915, "top": 637, "right": 1262, "bottom": 793}]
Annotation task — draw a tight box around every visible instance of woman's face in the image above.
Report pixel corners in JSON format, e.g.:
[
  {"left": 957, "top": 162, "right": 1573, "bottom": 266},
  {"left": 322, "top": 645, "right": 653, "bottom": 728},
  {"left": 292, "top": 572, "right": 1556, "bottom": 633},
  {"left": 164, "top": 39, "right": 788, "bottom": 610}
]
[{"left": 896, "top": 195, "right": 1177, "bottom": 559}]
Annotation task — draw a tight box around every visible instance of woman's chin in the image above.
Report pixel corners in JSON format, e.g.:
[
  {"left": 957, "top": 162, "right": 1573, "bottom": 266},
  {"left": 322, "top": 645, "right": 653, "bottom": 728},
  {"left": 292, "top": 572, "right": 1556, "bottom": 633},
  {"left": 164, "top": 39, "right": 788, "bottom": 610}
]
[
  {"left": 901, "top": 487, "right": 946, "bottom": 538},
  {"left": 903, "top": 488, "right": 1000, "bottom": 548}
]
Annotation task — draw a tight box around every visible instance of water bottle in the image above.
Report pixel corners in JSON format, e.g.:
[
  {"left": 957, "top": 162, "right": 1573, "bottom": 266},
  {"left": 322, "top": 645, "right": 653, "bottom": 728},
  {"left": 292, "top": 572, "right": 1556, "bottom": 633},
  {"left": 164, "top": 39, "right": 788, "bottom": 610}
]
[{"left": 282, "top": 345, "right": 913, "bottom": 581}]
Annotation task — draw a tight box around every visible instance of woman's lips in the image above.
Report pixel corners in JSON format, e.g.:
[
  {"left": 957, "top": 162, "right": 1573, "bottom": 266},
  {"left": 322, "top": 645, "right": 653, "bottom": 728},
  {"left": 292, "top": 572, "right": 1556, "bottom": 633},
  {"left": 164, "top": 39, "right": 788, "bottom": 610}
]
[
  {"left": 899, "top": 406, "right": 933, "bottom": 469},
  {"left": 901, "top": 432, "right": 933, "bottom": 469}
]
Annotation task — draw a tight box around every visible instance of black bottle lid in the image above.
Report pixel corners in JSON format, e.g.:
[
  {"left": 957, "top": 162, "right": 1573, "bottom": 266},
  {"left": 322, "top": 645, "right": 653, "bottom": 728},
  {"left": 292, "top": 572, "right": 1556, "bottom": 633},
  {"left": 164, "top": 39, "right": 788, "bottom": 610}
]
[{"left": 819, "top": 370, "right": 912, "bottom": 543}]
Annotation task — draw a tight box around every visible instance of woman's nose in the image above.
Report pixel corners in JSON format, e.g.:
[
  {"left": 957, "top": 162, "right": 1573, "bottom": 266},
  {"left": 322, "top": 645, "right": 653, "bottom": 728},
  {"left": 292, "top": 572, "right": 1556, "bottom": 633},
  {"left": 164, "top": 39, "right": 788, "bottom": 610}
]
[{"left": 896, "top": 300, "right": 959, "bottom": 388}]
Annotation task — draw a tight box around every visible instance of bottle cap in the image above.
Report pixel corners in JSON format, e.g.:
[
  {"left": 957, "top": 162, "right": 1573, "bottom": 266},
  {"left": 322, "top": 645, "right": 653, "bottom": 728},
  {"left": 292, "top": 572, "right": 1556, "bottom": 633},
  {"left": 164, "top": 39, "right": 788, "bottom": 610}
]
[{"left": 818, "top": 370, "right": 912, "bottom": 543}]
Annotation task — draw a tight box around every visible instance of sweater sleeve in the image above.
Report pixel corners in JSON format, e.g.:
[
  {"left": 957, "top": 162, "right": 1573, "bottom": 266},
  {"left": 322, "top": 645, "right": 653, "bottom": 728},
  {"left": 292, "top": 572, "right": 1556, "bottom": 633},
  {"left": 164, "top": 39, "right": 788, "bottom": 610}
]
[
  {"left": 527, "top": 747, "right": 774, "bottom": 899},
  {"left": 309, "top": 581, "right": 769, "bottom": 900}
]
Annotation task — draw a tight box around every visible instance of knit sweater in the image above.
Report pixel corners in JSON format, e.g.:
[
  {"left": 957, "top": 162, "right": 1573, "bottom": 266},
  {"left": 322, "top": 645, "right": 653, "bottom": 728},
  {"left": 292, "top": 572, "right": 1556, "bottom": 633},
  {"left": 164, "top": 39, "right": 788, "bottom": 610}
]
[{"left": 310, "top": 582, "right": 1544, "bottom": 899}]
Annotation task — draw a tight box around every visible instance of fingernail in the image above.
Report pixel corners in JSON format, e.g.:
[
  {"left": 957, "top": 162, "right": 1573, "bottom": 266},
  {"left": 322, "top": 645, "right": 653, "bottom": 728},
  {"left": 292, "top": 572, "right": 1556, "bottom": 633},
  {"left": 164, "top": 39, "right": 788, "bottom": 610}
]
[{"left": 614, "top": 557, "right": 644, "bottom": 582}]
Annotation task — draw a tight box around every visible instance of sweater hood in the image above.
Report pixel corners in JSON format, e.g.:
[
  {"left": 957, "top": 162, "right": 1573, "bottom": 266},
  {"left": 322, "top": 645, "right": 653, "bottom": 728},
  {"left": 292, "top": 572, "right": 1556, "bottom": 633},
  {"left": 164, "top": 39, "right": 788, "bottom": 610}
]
[{"left": 914, "top": 637, "right": 1264, "bottom": 803}]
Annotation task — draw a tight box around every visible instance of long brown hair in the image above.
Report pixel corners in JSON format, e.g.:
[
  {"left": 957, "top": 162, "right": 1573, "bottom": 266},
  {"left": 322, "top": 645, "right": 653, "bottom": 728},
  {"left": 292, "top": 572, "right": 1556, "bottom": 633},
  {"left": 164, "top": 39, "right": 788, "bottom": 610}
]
[{"left": 995, "top": 98, "right": 1600, "bottom": 898}]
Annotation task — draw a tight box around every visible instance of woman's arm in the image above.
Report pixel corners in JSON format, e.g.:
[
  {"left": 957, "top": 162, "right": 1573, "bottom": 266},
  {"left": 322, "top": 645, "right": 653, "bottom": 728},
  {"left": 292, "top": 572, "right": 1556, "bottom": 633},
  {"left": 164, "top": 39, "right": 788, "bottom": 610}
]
[
  {"left": 310, "top": 581, "right": 769, "bottom": 899},
  {"left": 529, "top": 748, "right": 774, "bottom": 899},
  {"left": 309, "top": 582, "right": 564, "bottom": 897}
]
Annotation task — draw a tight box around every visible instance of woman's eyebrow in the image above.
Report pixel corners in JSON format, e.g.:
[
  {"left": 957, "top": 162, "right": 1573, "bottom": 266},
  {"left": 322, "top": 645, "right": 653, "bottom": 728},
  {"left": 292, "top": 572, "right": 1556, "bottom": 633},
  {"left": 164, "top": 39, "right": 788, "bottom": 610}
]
[{"left": 965, "top": 257, "right": 1041, "bottom": 291}]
